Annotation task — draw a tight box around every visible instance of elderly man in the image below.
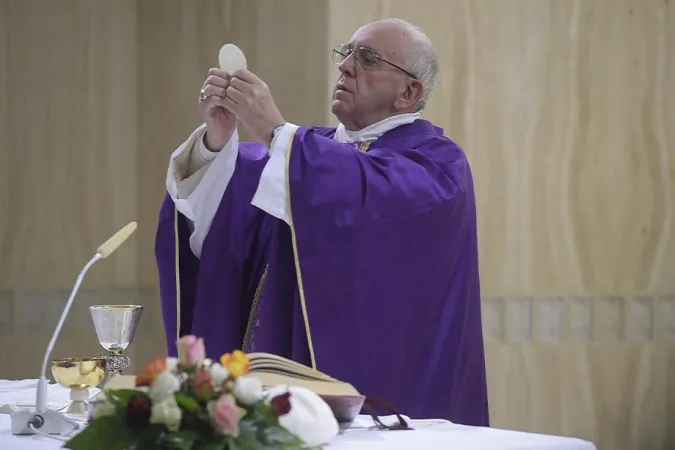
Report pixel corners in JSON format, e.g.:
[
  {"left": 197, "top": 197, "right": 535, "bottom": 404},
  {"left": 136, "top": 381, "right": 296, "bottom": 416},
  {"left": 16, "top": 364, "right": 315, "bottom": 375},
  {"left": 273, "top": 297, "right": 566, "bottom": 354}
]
[{"left": 155, "top": 18, "right": 488, "bottom": 425}]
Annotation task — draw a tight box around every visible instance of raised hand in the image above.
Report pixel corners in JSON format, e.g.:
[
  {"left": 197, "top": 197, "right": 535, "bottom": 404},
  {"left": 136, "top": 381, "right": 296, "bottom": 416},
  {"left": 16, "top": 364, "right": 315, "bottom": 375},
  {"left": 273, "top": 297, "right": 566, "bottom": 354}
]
[
  {"left": 199, "top": 68, "right": 238, "bottom": 150},
  {"left": 222, "top": 70, "right": 285, "bottom": 147}
]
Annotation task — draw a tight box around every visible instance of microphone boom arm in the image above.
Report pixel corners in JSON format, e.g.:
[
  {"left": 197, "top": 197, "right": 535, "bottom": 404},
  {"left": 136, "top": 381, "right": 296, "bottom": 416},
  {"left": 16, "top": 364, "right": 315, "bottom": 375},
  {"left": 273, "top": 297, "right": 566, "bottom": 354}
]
[{"left": 36, "top": 253, "right": 102, "bottom": 413}]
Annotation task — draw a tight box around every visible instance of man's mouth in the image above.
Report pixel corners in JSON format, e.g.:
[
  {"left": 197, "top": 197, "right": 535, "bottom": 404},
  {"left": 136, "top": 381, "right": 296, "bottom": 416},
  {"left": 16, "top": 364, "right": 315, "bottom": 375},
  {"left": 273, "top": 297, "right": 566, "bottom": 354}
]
[{"left": 335, "top": 84, "right": 351, "bottom": 94}]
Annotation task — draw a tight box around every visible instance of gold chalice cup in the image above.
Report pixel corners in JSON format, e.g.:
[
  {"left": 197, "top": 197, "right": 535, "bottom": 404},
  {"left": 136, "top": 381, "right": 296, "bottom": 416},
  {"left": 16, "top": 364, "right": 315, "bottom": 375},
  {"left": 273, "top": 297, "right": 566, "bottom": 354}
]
[{"left": 52, "top": 357, "right": 107, "bottom": 414}]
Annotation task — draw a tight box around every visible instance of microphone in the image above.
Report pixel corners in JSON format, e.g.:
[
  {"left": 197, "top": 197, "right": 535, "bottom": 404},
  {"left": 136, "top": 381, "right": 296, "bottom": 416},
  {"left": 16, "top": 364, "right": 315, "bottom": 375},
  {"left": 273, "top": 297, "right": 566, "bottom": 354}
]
[{"left": 11, "top": 222, "right": 138, "bottom": 436}]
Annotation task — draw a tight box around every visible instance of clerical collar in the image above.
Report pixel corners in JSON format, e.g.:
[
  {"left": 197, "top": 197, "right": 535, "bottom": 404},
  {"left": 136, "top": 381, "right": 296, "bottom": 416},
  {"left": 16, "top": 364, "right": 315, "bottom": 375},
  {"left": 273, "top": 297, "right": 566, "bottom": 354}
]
[{"left": 334, "top": 112, "right": 420, "bottom": 144}]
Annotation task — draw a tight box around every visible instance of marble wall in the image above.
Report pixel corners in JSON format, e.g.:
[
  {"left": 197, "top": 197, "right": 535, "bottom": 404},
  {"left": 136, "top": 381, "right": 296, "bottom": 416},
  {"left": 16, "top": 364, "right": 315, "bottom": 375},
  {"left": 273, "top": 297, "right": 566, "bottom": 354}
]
[{"left": 0, "top": 1, "right": 673, "bottom": 449}]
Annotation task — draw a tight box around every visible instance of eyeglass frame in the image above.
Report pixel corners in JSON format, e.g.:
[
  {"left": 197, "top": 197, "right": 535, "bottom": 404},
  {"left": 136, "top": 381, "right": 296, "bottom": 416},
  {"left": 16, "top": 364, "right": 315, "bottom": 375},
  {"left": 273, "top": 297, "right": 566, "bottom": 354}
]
[{"left": 332, "top": 44, "right": 418, "bottom": 79}]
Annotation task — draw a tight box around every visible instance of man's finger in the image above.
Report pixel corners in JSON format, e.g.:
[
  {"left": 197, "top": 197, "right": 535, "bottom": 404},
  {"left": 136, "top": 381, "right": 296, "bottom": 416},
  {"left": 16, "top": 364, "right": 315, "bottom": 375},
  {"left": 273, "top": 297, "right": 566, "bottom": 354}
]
[
  {"left": 206, "top": 96, "right": 228, "bottom": 109},
  {"left": 202, "top": 84, "right": 227, "bottom": 99},
  {"left": 225, "top": 85, "right": 246, "bottom": 104},
  {"left": 222, "top": 95, "right": 241, "bottom": 114},
  {"left": 204, "top": 74, "right": 230, "bottom": 89},
  {"left": 231, "top": 69, "right": 262, "bottom": 85},
  {"left": 207, "top": 67, "right": 231, "bottom": 79},
  {"left": 229, "top": 76, "right": 253, "bottom": 94}
]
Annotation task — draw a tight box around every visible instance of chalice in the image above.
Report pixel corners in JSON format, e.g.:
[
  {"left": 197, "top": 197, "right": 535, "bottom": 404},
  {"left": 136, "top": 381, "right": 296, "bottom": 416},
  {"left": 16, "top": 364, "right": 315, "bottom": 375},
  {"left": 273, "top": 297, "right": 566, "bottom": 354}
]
[
  {"left": 90, "top": 305, "right": 143, "bottom": 382},
  {"left": 51, "top": 357, "right": 107, "bottom": 414}
]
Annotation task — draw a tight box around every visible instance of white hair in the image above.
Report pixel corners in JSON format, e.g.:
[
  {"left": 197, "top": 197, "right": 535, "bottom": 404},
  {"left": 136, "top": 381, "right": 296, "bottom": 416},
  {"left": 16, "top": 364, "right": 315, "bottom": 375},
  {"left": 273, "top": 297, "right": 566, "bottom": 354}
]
[{"left": 377, "top": 18, "right": 440, "bottom": 112}]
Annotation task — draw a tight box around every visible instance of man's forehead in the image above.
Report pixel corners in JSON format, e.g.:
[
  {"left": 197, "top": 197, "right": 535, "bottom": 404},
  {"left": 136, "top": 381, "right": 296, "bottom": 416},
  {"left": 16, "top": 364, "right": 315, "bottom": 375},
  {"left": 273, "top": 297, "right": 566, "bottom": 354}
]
[{"left": 347, "top": 22, "right": 408, "bottom": 55}]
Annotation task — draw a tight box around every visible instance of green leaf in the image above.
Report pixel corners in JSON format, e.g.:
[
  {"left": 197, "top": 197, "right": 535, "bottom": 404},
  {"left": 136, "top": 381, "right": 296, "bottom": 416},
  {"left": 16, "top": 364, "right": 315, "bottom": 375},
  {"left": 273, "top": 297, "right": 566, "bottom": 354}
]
[
  {"left": 253, "top": 402, "right": 281, "bottom": 426},
  {"left": 196, "top": 440, "right": 228, "bottom": 450},
  {"left": 175, "top": 392, "right": 200, "bottom": 413},
  {"left": 162, "top": 430, "right": 201, "bottom": 450},
  {"left": 261, "top": 426, "right": 304, "bottom": 445},
  {"left": 107, "top": 388, "right": 148, "bottom": 408},
  {"left": 230, "top": 434, "right": 266, "bottom": 450},
  {"left": 63, "top": 416, "right": 135, "bottom": 450},
  {"left": 136, "top": 424, "right": 165, "bottom": 445},
  {"left": 229, "top": 420, "right": 266, "bottom": 450}
]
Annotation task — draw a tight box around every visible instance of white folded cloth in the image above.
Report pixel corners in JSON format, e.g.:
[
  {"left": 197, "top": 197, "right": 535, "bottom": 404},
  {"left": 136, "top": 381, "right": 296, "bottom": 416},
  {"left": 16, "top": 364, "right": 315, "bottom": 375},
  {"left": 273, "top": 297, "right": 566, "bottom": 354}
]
[
  {"left": 265, "top": 385, "right": 340, "bottom": 447},
  {"left": 0, "top": 379, "right": 39, "bottom": 392},
  {"left": 0, "top": 380, "right": 99, "bottom": 416}
]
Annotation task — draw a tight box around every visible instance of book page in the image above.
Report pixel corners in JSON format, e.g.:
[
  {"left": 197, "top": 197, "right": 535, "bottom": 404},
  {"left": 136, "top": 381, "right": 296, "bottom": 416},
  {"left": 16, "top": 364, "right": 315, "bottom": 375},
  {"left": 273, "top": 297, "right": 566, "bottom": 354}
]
[
  {"left": 249, "top": 352, "right": 338, "bottom": 382},
  {"left": 249, "top": 371, "right": 360, "bottom": 397}
]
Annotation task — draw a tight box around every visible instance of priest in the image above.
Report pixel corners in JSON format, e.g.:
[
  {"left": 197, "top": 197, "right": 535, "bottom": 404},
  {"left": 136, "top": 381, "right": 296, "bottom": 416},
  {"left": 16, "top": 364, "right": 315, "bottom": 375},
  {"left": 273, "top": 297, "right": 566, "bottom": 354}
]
[{"left": 155, "top": 18, "right": 489, "bottom": 426}]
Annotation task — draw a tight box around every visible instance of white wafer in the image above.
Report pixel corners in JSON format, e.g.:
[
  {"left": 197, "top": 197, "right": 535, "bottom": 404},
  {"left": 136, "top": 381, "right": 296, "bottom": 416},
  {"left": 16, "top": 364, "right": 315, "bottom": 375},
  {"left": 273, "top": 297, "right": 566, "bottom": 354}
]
[{"left": 218, "top": 43, "right": 247, "bottom": 74}]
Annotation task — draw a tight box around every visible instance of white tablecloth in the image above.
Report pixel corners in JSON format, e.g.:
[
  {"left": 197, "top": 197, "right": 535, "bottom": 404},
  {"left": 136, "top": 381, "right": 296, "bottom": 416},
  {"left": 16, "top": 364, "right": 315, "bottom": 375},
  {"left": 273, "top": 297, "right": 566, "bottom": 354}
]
[{"left": 0, "top": 380, "right": 596, "bottom": 450}]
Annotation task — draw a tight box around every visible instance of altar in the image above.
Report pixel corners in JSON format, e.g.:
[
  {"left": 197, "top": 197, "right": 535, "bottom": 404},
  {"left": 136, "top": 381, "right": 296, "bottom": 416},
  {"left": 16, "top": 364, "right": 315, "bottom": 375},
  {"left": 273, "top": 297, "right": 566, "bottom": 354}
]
[{"left": 1, "top": 380, "right": 596, "bottom": 450}]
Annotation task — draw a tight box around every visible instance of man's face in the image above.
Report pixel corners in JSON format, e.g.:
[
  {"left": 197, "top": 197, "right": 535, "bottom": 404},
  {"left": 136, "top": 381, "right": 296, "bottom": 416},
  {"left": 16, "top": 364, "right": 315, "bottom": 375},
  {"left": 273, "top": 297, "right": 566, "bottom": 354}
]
[{"left": 331, "top": 22, "right": 419, "bottom": 130}]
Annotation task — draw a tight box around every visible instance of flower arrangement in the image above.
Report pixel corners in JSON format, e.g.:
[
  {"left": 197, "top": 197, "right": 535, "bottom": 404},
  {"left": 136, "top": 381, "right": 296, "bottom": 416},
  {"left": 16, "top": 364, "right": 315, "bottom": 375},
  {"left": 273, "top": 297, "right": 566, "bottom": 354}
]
[{"left": 65, "top": 335, "right": 320, "bottom": 450}]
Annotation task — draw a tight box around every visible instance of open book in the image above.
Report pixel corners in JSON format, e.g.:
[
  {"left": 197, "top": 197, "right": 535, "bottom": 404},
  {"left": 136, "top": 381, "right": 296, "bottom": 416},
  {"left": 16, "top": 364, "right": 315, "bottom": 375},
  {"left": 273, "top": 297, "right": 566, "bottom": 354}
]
[
  {"left": 246, "top": 352, "right": 359, "bottom": 398},
  {"left": 104, "top": 352, "right": 359, "bottom": 398}
]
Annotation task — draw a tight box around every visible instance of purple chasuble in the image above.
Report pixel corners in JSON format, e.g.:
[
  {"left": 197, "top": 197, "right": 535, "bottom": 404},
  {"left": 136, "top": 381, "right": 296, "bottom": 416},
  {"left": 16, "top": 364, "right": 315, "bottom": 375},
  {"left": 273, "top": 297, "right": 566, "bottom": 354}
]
[{"left": 155, "top": 119, "right": 489, "bottom": 426}]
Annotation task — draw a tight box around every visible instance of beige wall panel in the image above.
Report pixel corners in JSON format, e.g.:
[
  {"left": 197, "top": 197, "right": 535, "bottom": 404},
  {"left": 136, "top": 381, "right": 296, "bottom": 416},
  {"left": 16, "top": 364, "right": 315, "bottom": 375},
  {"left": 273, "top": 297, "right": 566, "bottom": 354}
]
[{"left": 0, "top": 0, "right": 139, "bottom": 291}]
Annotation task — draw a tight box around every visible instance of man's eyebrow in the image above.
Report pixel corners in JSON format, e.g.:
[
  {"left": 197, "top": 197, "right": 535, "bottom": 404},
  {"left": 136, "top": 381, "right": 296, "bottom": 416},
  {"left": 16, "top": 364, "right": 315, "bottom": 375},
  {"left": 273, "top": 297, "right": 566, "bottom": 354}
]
[{"left": 347, "top": 42, "right": 379, "bottom": 54}]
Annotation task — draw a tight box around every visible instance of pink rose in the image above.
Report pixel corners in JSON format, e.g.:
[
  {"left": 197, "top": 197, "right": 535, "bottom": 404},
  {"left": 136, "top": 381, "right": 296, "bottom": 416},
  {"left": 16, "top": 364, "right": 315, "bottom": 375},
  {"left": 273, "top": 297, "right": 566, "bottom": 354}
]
[
  {"left": 208, "top": 395, "right": 240, "bottom": 437},
  {"left": 177, "top": 335, "right": 205, "bottom": 366}
]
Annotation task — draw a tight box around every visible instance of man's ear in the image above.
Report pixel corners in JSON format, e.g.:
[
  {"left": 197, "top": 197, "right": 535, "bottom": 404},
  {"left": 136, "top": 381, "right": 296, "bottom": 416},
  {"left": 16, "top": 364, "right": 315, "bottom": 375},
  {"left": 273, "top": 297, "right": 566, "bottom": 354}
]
[{"left": 395, "top": 79, "right": 424, "bottom": 111}]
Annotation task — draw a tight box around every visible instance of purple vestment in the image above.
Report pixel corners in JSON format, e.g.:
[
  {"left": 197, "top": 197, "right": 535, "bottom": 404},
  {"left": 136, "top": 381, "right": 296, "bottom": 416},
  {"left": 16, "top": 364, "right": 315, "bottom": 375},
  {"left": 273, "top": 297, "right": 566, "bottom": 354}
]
[{"left": 155, "top": 119, "right": 489, "bottom": 425}]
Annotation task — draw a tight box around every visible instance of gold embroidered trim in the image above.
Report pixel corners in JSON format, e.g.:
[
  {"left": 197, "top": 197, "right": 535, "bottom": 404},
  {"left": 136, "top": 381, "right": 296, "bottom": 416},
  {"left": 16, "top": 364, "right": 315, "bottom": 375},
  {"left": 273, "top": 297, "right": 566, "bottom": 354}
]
[
  {"left": 285, "top": 129, "right": 317, "bottom": 369},
  {"left": 174, "top": 207, "right": 181, "bottom": 343},
  {"left": 358, "top": 141, "right": 371, "bottom": 153},
  {"left": 242, "top": 263, "right": 269, "bottom": 352}
]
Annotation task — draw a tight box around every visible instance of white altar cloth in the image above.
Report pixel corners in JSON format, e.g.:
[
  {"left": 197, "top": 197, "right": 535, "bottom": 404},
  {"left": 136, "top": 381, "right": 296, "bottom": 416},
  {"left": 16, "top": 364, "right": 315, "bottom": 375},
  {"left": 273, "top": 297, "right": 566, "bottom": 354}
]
[{"left": 0, "top": 379, "right": 596, "bottom": 450}]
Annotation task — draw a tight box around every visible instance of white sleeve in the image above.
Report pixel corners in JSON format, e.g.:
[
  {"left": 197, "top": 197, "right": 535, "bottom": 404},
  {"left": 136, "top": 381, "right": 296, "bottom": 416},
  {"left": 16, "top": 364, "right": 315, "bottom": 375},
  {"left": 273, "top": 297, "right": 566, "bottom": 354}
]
[
  {"left": 250, "top": 123, "right": 300, "bottom": 225},
  {"left": 166, "top": 123, "right": 240, "bottom": 258}
]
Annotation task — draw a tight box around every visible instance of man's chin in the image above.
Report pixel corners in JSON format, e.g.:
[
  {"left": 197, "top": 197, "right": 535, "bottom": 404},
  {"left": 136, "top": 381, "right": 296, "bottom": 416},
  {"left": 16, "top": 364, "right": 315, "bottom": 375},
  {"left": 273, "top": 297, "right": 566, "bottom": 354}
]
[{"left": 330, "top": 99, "right": 350, "bottom": 118}]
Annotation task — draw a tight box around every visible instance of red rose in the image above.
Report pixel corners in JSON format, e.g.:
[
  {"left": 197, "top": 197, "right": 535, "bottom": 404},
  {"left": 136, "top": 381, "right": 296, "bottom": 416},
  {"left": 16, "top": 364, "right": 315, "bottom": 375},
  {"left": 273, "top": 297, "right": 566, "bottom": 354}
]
[
  {"left": 184, "top": 412, "right": 198, "bottom": 427},
  {"left": 270, "top": 392, "right": 292, "bottom": 416},
  {"left": 125, "top": 394, "right": 151, "bottom": 430}
]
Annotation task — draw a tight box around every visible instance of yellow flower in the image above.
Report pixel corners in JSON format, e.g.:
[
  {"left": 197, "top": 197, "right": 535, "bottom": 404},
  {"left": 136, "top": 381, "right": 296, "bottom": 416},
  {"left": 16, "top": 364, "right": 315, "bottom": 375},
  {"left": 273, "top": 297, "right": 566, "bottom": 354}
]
[{"left": 220, "top": 350, "right": 250, "bottom": 379}]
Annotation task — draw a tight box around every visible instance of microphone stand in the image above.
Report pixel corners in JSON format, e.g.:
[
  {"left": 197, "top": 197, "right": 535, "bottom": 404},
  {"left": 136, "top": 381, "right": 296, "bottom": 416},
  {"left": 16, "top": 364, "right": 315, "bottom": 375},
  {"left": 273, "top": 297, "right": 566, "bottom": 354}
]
[
  {"left": 10, "top": 253, "right": 102, "bottom": 436},
  {"left": 10, "top": 222, "right": 137, "bottom": 436}
]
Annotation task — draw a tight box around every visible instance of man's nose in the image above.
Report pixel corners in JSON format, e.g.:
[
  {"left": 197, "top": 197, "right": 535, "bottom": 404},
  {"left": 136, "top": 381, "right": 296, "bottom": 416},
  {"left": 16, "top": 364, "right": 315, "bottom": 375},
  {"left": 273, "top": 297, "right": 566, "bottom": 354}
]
[{"left": 338, "top": 53, "right": 356, "bottom": 77}]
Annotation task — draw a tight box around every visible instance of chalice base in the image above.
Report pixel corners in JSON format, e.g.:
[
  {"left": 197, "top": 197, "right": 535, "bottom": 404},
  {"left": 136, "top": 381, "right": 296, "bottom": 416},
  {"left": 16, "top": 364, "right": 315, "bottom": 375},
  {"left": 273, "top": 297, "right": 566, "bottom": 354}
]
[{"left": 67, "top": 387, "right": 89, "bottom": 414}]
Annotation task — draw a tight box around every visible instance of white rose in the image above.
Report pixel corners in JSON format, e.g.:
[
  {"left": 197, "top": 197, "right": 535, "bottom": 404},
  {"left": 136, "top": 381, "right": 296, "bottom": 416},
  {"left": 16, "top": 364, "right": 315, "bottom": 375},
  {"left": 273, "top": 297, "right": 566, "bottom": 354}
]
[
  {"left": 149, "top": 370, "right": 181, "bottom": 402},
  {"left": 203, "top": 358, "right": 213, "bottom": 367},
  {"left": 233, "top": 376, "right": 263, "bottom": 405},
  {"left": 166, "top": 357, "right": 178, "bottom": 373},
  {"left": 209, "top": 362, "right": 229, "bottom": 386},
  {"left": 150, "top": 395, "right": 182, "bottom": 432},
  {"left": 92, "top": 401, "right": 116, "bottom": 419}
]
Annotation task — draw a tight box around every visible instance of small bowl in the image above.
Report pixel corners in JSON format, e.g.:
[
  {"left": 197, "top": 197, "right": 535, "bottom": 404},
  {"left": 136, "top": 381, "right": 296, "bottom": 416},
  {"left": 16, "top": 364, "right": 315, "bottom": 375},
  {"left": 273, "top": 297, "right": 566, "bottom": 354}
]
[
  {"left": 51, "top": 357, "right": 107, "bottom": 389},
  {"left": 320, "top": 394, "right": 366, "bottom": 430}
]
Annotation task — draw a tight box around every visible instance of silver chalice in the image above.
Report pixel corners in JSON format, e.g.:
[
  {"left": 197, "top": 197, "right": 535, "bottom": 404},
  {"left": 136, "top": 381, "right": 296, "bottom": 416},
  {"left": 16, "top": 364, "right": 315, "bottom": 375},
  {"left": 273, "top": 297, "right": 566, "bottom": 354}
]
[{"left": 90, "top": 305, "right": 143, "bottom": 382}]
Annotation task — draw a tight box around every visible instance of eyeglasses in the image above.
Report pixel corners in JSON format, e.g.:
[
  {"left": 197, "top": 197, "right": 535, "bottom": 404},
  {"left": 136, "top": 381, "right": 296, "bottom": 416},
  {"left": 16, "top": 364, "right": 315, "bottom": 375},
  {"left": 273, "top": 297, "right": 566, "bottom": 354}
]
[{"left": 332, "top": 44, "right": 417, "bottom": 79}]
